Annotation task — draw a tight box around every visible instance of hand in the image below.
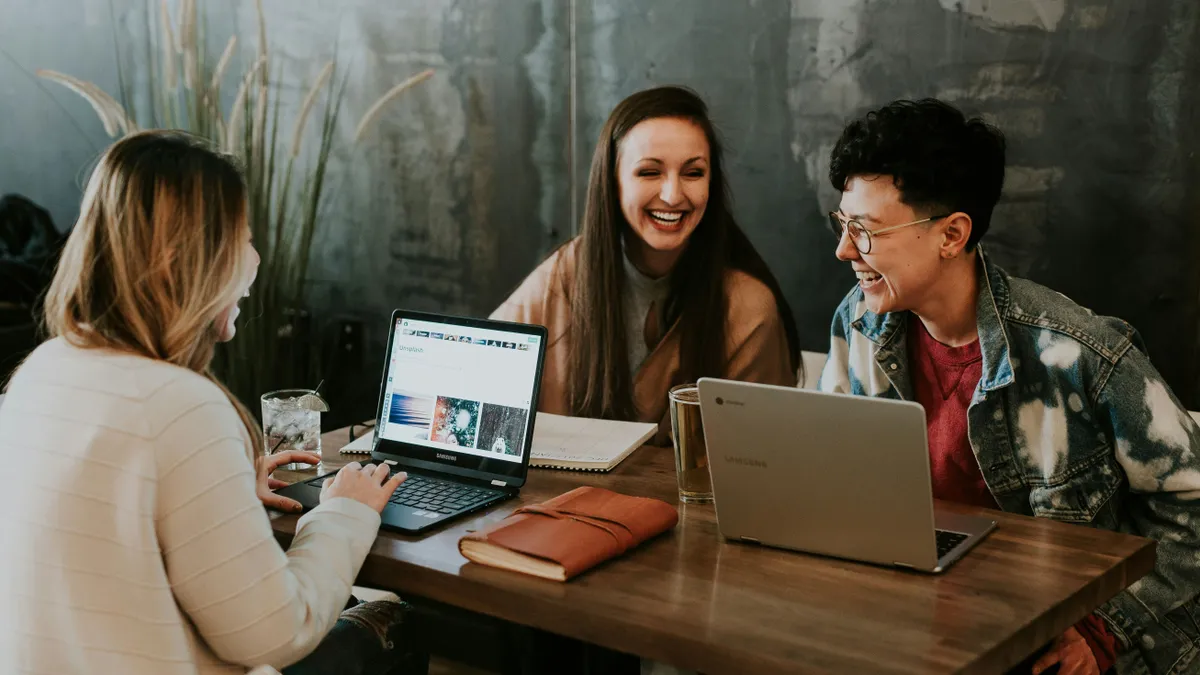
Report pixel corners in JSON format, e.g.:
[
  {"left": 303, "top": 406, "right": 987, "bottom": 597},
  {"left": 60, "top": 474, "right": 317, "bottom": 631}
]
[
  {"left": 1032, "top": 627, "right": 1100, "bottom": 675},
  {"left": 320, "top": 461, "right": 407, "bottom": 513},
  {"left": 256, "top": 451, "right": 321, "bottom": 512}
]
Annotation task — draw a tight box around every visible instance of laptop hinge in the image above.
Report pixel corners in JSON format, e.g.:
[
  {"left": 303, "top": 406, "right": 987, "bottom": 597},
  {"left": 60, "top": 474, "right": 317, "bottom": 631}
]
[
  {"left": 740, "top": 536, "right": 761, "bottom": 545},
  {"left": 374, "top": 454, "right": 519, "bottom": 490}
]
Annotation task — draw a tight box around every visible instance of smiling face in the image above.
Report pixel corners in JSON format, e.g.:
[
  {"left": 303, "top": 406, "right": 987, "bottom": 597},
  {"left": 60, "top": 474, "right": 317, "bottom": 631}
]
[
  {"left": 834, "top": 175, "right": 948, "bottom": 315},
  {"left": 616, "top": 116, "right": 710, "bottom": 277}
]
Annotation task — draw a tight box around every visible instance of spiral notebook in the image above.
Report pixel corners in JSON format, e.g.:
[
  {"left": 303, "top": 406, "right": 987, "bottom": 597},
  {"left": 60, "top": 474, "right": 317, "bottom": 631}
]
[
  {"left": 528, "top": 413, "right": 657, "bottom": 472},
  {"left": 341, "top": 413, "right": 657, "bottom": 473}
]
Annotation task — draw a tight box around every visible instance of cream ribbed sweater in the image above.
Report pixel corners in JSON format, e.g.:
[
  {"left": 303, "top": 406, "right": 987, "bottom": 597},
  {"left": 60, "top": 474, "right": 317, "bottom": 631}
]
[{"left": 0, "top": 338, "right": 380, "bottom": 674}]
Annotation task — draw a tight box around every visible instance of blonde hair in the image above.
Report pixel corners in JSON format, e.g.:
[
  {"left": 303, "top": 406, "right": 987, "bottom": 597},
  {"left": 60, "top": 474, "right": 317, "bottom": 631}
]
[{"left": 43, "top": 130, "right": 261, "bottom": 456}]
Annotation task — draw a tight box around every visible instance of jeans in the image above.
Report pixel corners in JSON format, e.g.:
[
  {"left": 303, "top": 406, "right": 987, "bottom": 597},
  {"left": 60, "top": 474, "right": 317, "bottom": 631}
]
[
  {"left": 500, "top": 625, "right": 639, "bottom": 675},
  {"left": 282, "top": 599, "right": 429, "bottom": 675},
  {"left": 395, "top": 595, "right": 638, "bottom": 675}
]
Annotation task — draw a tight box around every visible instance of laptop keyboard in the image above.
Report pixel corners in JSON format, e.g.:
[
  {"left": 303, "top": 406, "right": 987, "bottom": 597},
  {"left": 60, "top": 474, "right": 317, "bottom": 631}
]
[
  {"left": 385, "top": 473, "right": 499, "bottom": 514},
  {"left": 304, "top": 470, "right": 499, "bottom": 515},
  {"left": 935, "top": 530, "right": 969, "bottom": 559}
]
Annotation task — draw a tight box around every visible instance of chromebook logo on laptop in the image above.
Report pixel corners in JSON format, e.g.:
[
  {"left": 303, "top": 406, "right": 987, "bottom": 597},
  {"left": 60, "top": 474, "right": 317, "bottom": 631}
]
[{"left": 724, "top": 456, "right": 767, "bottom": 468}]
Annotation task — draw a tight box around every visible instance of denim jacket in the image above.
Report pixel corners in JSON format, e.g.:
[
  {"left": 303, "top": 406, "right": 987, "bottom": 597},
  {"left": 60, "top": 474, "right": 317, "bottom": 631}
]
[{"left": 819, "top": 249, "right": 1200, "bottom": 674}]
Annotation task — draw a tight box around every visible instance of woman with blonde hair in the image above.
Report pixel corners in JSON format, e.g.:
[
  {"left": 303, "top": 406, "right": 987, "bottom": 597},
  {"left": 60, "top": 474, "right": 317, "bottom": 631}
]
[{"left": 0, "top": 130, "right": 425, "bottom": 675}]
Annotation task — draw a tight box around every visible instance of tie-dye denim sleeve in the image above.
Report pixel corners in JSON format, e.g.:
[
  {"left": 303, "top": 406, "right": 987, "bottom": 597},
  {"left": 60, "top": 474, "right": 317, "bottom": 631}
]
[
  {"left": 1092, "top": 348, "right": 1200, "bottom": 648},
  {"left": 818, "top": 290, "right": 856, "bottom": 394}
]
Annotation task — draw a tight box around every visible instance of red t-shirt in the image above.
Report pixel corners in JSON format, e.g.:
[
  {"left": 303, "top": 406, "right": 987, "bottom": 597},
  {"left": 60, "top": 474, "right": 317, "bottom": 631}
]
[
  {"left": 908, "top": 316, "right": 1117, "bottom": 672},
  {"left": 907, "top": 315, "right": 993, "bottom": 509}
]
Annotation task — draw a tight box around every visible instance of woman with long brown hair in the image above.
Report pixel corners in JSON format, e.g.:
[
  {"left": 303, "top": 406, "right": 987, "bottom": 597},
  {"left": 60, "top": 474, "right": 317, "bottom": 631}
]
[
  {"left": 0, "top": 131, "right": 423, "bottom": 675},
  {"left": 493, "top": 85, "right": 799, "bottom": 437}
]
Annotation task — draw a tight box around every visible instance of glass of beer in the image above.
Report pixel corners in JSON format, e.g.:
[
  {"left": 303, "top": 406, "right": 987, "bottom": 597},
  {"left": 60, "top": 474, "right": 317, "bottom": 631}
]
[{"left": 669, "top": 384, "right": 712, "bottom": 503}]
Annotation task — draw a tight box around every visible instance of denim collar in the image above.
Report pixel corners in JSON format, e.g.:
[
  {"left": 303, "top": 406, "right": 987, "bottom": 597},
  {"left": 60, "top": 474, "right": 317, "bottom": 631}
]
[{"left": 851, "top": 246, "right": 1015, "bottom": 392}]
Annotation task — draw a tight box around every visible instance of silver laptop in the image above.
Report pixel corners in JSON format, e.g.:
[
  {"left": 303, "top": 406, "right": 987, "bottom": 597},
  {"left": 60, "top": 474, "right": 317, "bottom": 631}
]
[{"left": 697, "top": 378, "right": 995, "bottom": 573}]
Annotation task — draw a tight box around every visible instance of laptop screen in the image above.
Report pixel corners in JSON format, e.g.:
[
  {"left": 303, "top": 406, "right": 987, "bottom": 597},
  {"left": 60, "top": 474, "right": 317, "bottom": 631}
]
[{"left": 374, "top": 312, "right": 545, "bottom": 484}]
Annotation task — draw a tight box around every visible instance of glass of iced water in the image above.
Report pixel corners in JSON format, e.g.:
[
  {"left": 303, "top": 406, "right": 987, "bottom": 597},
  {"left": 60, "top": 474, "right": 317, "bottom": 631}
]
[{"left": 261, "top": 389, "right": 326, "bottom": 470}]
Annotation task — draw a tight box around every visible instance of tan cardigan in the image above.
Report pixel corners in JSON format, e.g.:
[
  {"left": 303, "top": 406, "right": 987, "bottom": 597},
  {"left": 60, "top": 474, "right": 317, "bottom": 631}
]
[{"left": 491, "top": 240, "right": 797, "bottom": 443}]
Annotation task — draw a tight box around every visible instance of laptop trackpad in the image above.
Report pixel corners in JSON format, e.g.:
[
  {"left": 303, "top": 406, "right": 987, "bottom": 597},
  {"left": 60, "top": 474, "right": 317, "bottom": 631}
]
[
  {"left": 934, "top": 510, "right": 995, "bottom": 536},
  {"left": 277, "top": 481, "right": 323, "bottom": 509}
]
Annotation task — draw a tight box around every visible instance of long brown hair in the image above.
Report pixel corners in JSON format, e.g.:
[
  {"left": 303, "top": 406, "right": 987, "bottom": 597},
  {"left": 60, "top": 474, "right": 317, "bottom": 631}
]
[
  {"left": 41, "top": 130, "right": 261, "bottom": 455},
  {"left": 567, "top": 86, "right": 799, "bottom": 420}
]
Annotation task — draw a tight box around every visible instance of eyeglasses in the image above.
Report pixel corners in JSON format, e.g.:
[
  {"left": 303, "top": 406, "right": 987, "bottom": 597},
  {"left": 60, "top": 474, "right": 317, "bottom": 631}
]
[{"left": 828, "top": 212, "right": 951, "bottom": 254}]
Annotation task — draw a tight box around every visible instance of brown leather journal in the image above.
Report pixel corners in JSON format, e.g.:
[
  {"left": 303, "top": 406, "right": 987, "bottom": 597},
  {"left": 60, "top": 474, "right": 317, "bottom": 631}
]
[{"left": 458, "top": 486, "right": 679, "bottom": 581}]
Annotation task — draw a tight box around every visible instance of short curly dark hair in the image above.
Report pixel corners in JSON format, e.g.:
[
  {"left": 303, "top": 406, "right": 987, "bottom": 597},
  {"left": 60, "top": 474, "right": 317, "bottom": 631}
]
[{"left": 829, "top": 99, "right": 1006, "bottom": 250}]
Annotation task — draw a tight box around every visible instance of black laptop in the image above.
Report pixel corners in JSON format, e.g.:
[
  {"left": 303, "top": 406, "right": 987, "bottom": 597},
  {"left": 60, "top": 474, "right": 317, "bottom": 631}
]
[{"left": 276, "top": 309, "right": 548, "bottom": 533}]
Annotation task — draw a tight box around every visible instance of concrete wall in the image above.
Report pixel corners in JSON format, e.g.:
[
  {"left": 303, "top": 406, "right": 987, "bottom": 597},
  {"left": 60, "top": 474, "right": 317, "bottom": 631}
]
[{"left": 3, "top": 0, "right": 1199, "bottom": 407}]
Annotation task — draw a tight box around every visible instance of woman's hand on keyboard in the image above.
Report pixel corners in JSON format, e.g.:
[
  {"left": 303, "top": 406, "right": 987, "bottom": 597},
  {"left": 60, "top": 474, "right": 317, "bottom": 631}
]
[{"left": 320, "top": 461, "right": 408, "bottom": 513}]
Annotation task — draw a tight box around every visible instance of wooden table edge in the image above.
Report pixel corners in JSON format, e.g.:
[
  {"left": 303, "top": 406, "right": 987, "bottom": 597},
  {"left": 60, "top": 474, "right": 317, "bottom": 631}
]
[
  {"left": 271, "top": 524, "right": 837, "bottom": 674},
  {"left": 270, "top": 524, "right": 1157, "bottom": 675},
  {"left": 268, "top": 425, "right": 1161, "bottom": 674},
  {"left": 964, "top": 538, "right": 1156, "bottom": 674}
]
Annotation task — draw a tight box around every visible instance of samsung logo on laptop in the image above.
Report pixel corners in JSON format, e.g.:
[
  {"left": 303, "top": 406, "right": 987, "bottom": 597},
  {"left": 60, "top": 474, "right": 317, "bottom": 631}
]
[
  {"left": 724, "top": 456, "right": 767, "bottom": 468},
  {"left": 436, "top": 453, "right": 457, "bottom": 462}
]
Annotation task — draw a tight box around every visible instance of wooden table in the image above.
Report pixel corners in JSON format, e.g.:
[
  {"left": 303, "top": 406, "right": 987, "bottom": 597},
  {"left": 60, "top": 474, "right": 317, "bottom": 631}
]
[{"left": 270, "top": 427, "right": 1155, "bottom": 674}]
